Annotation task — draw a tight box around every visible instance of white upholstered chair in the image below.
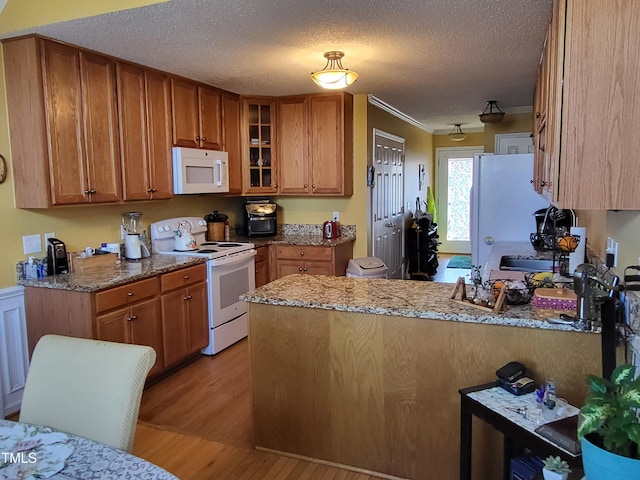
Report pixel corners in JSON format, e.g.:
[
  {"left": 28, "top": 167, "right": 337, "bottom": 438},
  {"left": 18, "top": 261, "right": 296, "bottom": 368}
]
[{"left": 19, "top": 334, "right": 156, "bottom": 453}]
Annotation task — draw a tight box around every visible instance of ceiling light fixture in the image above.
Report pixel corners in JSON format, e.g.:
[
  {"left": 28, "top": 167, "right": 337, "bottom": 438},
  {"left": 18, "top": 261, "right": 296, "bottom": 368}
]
[
  {"left": 448, "top": 124, "right": 467, "bottom": 142},
  {"left": 310, "top": 51, "right": 358, "bottom": 90},
  {"left": 479, "top": 100, "right": 506, "bottom": 124}
]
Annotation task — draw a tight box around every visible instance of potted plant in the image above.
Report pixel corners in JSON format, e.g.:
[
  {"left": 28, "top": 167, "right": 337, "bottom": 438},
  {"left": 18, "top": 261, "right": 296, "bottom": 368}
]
[
  {"left": 578, "top": 363, "right": 640, "bottom": 480},
  {"left": 542, "top": 455, "right": 571, "bottom": 480}
]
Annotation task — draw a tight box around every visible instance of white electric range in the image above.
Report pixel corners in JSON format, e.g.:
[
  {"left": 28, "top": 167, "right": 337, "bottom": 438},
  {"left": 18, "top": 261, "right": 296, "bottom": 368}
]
[{"left": 150, "top": 217, "right": 256, "bottom": 355}]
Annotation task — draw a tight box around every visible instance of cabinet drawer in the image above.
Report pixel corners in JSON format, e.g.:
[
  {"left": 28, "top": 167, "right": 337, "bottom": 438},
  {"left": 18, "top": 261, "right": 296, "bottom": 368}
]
[
  {"left": 161, "top": 264, "right": 207, "bottom": 292},
  {"left": 255, "top": 246, "right": 268, "bottom": 264},
  {"left": 275, "top": 245, "right": 332, "bottom": 261},
  {"left": 95, "top": 277, "right": 159, "bottom": 313}
]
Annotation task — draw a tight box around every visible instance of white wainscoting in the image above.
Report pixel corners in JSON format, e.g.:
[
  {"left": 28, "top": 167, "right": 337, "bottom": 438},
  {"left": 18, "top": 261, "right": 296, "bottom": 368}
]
[{"left": 0, "top": 286, "right": 29, "bottom": 417}]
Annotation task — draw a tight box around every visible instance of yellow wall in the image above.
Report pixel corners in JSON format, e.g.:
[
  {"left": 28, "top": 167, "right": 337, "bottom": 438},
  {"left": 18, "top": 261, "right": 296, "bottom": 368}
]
[{"left": 0, "top": 0, "right": 169, "bottom": 34}]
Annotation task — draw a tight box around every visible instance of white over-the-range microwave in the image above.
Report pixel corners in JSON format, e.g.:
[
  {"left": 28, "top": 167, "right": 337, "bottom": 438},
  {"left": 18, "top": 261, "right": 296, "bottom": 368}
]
[{"left": 172, "top": 147, "right": 229, "bottom": 194}]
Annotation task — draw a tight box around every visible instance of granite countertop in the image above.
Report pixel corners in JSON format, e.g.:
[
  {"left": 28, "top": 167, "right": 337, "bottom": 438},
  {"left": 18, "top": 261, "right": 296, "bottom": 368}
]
[
  {"left": 17, "top": 255, "right": 206, "bottom": 293},
  {"left": 241, "top": 274, "right": 595, "bottom": 333},
  {"left": 231, "top": 223, "right": 356, "bottom": 248}
]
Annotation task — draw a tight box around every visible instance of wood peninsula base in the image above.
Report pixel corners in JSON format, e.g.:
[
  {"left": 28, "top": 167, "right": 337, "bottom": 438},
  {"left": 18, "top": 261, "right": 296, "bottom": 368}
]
[{"left": 247, "top": 303, "right": 600, "bottom": 480}]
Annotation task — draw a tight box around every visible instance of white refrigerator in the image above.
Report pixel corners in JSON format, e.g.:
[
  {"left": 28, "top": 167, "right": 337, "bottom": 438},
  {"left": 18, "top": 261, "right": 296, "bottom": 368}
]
[{"left": 470, "top": 153, "right": 549, "bottom": 268}]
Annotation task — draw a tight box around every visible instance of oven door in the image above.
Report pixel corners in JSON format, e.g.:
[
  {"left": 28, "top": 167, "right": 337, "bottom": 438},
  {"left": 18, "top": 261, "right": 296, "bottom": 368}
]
[{"left": 208, "top": 251, "right": 256, "bottom": 328}]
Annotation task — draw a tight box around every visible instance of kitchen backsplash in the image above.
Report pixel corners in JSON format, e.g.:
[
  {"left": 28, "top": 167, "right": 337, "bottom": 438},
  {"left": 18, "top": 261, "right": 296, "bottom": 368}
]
[{"left": 280, "top": 223, "right": 356, "bottom": 237}]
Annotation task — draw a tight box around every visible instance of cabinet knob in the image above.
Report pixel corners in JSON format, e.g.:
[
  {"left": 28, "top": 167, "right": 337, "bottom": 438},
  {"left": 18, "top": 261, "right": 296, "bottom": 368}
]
[
  {"left": 196, "top": 136, "right": 200, "bottom": 141},
  {"left": 312, "top": 184, "right": 316, "bottom": 189},
  {"left": 127, "top": 315, "right": 137, "bottom": 321},
  {"left": 298, "top": 267, "right": 303, "bottom": 272},
  {"left": 303, "top": 268, "right": 308, "bottom": 272},
  {"left": 530, "top": 179, "right": 534, "bottom": 184},
  {"left": 540, "top": 181, "right": 547, "bottom": 187},
  {"left": 300, "top": 252, "right": 304, "bottom": 256},
  {"left": 304, "top": 184, "right": 308, "bottom": 188},
  {"left": 127, "top": 292, "right": 134, "bottom": 297},
  {"left": 184, "top": 275, "right": 190, "bottom": 280},
  {"left": 536, "top": 112, "right": 541, "bottom": 119},
  {"left": 151, "top": 188, "right": 157, "bottom": 193},
  {"left": 84, "top": 189, "right": 91, "bottom": 195},
  {"left": 202, "top": 137, "right": 206, "bottom": 142},
  {"left": 183, "top": 295, "right": 193, "bottom": 301},
  {"left": 147, "top": 188, "right": 153, "bottom": 193}
]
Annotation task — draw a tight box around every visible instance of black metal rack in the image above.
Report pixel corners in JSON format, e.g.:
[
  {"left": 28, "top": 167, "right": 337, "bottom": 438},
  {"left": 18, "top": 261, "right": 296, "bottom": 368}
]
[{"left": 407, "top": 215, "right": 439, "bottom": 280}]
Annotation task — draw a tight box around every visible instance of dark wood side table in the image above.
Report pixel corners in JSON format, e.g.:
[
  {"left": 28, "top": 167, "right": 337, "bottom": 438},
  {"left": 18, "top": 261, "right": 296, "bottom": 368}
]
[{"left": 459, "top": 382, "right": 582, "bottom": 480}]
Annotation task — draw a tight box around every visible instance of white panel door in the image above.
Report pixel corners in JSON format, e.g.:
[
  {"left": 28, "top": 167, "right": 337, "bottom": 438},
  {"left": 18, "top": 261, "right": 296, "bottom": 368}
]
[{"left": 371, "top": 130, "right": 404, "bottom": 279}]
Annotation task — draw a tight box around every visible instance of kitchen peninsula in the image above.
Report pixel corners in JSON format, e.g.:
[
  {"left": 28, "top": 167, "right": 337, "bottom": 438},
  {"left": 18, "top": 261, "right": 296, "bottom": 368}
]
[{"left": 241, "top": 275, "right": 601, "bottom": 480}]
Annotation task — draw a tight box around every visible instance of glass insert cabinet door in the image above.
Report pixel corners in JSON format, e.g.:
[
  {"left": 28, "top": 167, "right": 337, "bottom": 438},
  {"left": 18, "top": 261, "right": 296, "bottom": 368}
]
[{"left": 244, "top": 99, "right": 277, "bottom": 193}]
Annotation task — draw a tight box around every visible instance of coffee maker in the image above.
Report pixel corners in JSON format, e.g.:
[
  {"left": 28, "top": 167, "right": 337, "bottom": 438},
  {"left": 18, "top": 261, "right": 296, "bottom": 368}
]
[
  {"left": 46, "top": 237, "right": 69, "bottom": 275},
  {"left": 122, "top": 212, "right": 149, "bottom": 259}
]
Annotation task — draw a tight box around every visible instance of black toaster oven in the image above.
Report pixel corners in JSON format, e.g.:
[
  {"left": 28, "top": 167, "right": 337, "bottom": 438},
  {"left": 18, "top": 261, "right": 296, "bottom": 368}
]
[{"left": 244, "top": 200, "right": 277, "bottom": 237}]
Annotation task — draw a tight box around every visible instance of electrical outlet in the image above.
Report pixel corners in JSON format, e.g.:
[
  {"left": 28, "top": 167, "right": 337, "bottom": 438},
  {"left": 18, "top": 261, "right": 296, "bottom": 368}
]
[
  {"left": 332, "top": 211, "right": 339, "bottom": 222},
  {"left": 22, "top": 234, "right": 42, "bottom": 255},
  {"left": 44, "top": 232, "right": 55, "bottom": 242}
]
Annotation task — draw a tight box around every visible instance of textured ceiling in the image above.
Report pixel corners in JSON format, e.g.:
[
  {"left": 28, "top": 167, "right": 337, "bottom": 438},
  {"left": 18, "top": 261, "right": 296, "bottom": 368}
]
[{"left": 7, "top": 0, "right": 553, "bottom": 132}]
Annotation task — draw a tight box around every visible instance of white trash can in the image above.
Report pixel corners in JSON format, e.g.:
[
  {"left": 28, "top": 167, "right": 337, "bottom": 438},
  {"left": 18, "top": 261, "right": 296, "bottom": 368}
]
[{"left": 346, "top": 257, "right": 388, "bottom": 279}]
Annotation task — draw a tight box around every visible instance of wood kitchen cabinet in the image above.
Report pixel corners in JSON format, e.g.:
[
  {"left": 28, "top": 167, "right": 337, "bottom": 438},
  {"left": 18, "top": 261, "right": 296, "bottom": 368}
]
[
  {"left": 117, "top": 63, "right": 173, "bottom": 200},
  {"left": 23, "top": 263, "right": 208, "bottom": 379},
  {"left": 160, "top": 264, "right": 209, "bottom": 367},
  {"left": 222, "top": 91, "right": 243, "bottom": 194},
  {"left": 254, "top": 246, "right": 270, "bottom": 288},
  {"left": 535, "top": 0, "right": 640, "bottom": 209},
  {"left": 3, "top": 37, "right": 122, "bottom": 207},
  {"left": 242, "top": 97, "right": 278, "bottom": 194},
  {"left": 278, "top": 93, "right": 353, "bottom": 196},
  {"left": 271, "top": 243, "right": 353, "bottom": 280},
  {"left": 171, "top": 78, "right": 222, "bottom": 150},
  {"left": 95, "top": 278, "right": 163, "bottom": 377}
]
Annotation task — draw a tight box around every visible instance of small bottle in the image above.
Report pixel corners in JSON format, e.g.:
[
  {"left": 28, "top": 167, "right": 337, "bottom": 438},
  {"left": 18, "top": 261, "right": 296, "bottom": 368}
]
[{"left": 224, "top": 221, "right": 230, "bottom": 241}]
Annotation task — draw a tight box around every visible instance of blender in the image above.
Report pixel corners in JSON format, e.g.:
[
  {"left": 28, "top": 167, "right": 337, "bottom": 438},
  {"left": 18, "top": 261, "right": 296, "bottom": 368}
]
[{"left": 122, "top": 212, "right": 148, "bottom": 259}]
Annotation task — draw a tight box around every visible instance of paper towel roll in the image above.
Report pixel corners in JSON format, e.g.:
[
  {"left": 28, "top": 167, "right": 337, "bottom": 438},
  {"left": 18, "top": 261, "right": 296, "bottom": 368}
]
[{"left": 569, "top": 226, "right": 587, "bottom": 274}]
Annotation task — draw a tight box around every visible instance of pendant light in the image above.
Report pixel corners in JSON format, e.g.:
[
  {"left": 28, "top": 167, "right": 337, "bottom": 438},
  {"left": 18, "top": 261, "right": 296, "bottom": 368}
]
[
  {"left": 310, "top": 51, "right": 359, "bottom": 89},
  {"left": 479, "top": 100, "right": 506, "bottom": 124},
  {"left": 448, "top": 124, "right": 467, "bottom": 142}
]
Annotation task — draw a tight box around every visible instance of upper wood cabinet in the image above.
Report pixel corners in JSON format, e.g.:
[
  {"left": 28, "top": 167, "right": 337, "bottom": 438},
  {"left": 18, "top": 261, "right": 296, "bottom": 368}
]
[
  {"left": 3, "top": 37, "right": 122, "bottom": 207},
  {"left": 241, "top": 97, "right": 278, "bottom": 194},
  {"left": 538, "top": 0, "right": 640, "bottom": 209},
  {"left": 117, "top": 63, "right": 173, "bottom": 200},
  {"left": 222, "top": 91, "right": 243, "bottom": 194},
  {"left": 171, "top": 78, "right": 222, "bottom": 150},
  {"left": 278, "top": 92, "right": 353, "bottom": 196}
]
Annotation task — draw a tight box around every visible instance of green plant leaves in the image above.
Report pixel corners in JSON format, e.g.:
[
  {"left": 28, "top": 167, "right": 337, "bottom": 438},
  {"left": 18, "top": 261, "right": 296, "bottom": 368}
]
[
  {"left": 612, "top": 364, "right": 637, "bottom": 386},
  {"left": 579, "top": 364, "right": 640, "bottom": 459}
]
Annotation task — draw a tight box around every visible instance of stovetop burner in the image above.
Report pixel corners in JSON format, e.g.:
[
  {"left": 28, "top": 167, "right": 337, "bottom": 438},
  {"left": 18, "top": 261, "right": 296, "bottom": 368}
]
[
  {"left": 201, "top": 242, "right": 244, "bottom": 247},
  {"left": 150, "top": 217, "right": 255, "bottom": 261}
]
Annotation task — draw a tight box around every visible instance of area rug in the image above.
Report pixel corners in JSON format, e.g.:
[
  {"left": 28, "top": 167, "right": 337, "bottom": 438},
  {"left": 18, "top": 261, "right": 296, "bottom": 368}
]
[{"left": 446, "top": 255, "right": 472, "bottom": 269}]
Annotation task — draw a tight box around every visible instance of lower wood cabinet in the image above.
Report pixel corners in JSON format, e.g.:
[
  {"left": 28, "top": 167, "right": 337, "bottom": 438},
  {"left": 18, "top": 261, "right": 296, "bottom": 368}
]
[
  {"left": 96, "top": 297, "right": 164, "bottom": 377},
  {"left": 160, "top": 264, "right": 209, "bottom": 367},
  {"left": 255, "top": 245, "right": 269, "bottom": 288},
  {"left": 24, "top": 263, "right": 208, "bottom": 379},
  {"left": 270, "top": 243, "right": 353, "bottom": 281}
]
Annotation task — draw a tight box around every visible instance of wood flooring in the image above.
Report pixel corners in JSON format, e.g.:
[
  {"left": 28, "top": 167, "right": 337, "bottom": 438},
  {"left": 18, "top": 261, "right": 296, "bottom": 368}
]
[{"left": 133, "top": 339, "right": 386, "bottom": 480}]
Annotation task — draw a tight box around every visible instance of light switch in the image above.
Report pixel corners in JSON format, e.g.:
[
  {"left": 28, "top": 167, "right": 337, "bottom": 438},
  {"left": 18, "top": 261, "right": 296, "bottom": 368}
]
[{"left": 23, "top": 234, "right": 42, "bottom": 255}]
